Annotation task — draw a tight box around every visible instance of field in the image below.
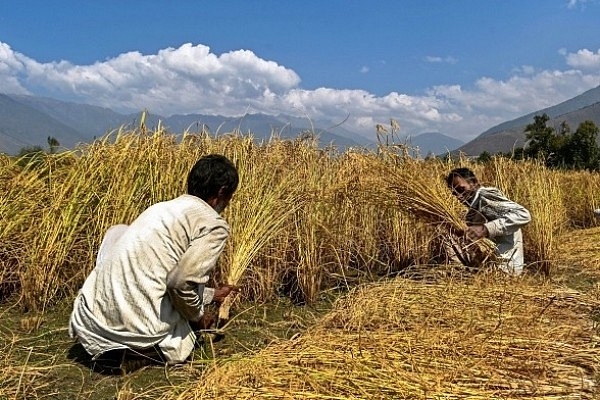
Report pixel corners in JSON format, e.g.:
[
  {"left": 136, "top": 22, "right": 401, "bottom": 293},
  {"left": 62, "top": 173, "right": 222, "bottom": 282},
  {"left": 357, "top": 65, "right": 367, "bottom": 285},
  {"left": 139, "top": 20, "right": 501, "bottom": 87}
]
[{"left": 2, "top": 126, "right": 600, "bottom": 399}]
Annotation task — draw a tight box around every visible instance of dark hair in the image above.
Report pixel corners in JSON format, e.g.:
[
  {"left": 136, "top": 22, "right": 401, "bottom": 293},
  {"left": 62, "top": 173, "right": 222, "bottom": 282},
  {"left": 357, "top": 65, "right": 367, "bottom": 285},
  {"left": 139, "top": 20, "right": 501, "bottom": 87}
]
[
  {"left": 445, "top": 167, "right": 478, "bottom": 187},
  {"left": 187, "top": 154, "right": 239, "bottom": 200}
]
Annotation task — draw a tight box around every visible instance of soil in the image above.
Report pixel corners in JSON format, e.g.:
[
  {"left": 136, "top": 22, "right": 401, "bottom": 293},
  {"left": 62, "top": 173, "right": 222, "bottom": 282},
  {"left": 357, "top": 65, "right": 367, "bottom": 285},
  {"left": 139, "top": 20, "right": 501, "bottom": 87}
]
[{"left": 0, "top": 294, "right": 336, "bottom": 400}]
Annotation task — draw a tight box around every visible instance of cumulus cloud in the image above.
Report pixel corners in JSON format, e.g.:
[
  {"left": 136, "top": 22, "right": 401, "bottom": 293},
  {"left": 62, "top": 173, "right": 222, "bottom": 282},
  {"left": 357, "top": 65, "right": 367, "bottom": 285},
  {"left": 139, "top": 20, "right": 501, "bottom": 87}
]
[
  {"left": 0, "top": 41, "right": 599, "bottom": 142},
  {"left": 565, "top": 48, "right": 600, "bottom": 69},
  {"left": 0, "top": 42, "right": 300, "bottom": 116},
  {"left": 0, "top": 42, "right": 33, "bottom": 94}
]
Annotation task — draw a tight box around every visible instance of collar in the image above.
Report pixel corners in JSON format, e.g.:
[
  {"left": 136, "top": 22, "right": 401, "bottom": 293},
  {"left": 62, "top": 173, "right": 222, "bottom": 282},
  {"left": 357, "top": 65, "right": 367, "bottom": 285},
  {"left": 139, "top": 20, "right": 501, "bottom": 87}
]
[{"left": 468, "top": 187, "right": 483, "bottom": 207}]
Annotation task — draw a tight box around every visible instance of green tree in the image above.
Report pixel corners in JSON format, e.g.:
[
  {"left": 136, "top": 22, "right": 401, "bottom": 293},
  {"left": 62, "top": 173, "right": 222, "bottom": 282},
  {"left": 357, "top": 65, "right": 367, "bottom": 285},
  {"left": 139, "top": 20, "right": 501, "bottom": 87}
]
[
  {"left": 477, "top": 151, "right": 492, "bottom": 164},
  {"left": 524, "top": 114, "right": 557, "bottom": 163},
  {"left": 551, "top": 121, "right": 571, "bottom": 167},
  {"left": 563, "top": 120, "right": 600, "bottom": 170},
  {"left": 47, "top": 136, "right": 60, "bottom": 154}
]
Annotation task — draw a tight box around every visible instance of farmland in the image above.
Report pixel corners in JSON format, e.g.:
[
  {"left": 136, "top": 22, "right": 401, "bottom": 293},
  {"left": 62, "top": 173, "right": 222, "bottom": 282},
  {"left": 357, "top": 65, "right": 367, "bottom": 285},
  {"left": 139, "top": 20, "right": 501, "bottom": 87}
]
[{"left": 2, "top": 126, "right": 600, "bottom": 399}]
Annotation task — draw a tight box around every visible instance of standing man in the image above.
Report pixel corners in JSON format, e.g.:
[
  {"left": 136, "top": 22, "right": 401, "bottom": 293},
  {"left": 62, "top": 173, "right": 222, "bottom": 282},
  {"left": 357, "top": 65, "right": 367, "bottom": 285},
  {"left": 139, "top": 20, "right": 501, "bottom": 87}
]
[
  {"left": 446, "top": 167, "right": 531, "bottom": 275},
  {"left": 70, "top": 154, "right": 239, "bottom": 366}
]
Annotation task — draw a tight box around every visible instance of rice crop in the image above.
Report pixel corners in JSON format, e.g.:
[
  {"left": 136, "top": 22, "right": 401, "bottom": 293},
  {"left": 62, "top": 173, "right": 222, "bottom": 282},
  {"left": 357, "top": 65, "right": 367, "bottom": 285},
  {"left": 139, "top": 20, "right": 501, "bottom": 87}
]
[
  {"left": 555, "top": 226, "right": 600, "bottom": 277},
  {"left": 1, "top": 128, "right": 599, "bottom": 312},
  {"left": 3, "top": 126, "right": 600, "bottom": 399},
  {"left": 166, "top": 274, "right": 600, "bottom": 399}
]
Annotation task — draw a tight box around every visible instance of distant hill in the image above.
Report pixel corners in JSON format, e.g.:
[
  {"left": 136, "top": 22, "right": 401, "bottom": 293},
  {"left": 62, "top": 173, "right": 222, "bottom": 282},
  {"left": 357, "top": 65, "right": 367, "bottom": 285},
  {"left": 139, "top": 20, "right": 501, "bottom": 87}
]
[
  {"left": 0, "top": 94, "right": 374, "bottom": 155},
  {"left": 9, "top": 94, "right": 128, "bottom": 139},
  {"left": 0, "top": 94, "right": 89, "bottom": 153},
  {"left": 457, "top": 85, "right": 600, "bottom": 156},
  {"left": 405, "top": 132, "right": 464, "bottom": 156}
]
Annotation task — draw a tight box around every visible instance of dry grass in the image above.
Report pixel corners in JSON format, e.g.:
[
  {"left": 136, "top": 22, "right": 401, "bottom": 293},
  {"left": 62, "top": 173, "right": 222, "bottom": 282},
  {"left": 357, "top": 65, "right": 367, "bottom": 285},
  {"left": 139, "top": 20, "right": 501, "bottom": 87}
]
[
  {"left": 167, "top": 274, "right": 600, "bottom": 399},
  {"left": 0, "top": 324, "right": 79, "bottom": 399},
  {"left": 558, "top": 170, "right": 600, "bottom": 228},
  {"left": 555, "top": 226, "right": 600, "bottom": 277},
  {"left": 3, "top": 128, "right": 600, "bottom": 399},
  {"left": 1, "top": 129, "right": 600, "bottom": 311}
]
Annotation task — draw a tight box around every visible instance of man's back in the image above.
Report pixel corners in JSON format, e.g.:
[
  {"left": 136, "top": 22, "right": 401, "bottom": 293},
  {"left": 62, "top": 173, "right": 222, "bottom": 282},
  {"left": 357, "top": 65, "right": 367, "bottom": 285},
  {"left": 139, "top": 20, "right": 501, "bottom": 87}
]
[{"left": 70, "top": 194, "right": 229, "bottom": 363}]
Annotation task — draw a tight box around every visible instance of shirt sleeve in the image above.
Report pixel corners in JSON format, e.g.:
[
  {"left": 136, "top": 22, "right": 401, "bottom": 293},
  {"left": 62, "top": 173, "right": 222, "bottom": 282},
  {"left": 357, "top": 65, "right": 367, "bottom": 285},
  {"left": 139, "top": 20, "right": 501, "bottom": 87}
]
[
  {"left": 479, "top": 189, "right": 531, "bottom": 238},
  {"left": 165, "top": 224, "right": 229, "bottom": 322}
]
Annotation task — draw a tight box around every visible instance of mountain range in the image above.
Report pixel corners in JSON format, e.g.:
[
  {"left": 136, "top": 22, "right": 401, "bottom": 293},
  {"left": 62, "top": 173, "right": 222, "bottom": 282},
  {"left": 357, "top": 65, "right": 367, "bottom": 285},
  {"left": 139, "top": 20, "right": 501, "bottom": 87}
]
[
  {"left": 0, "top": 93, "right": 465, "bottom": 156},
  {"left": 456, "top": 85, "right": 600, "bottom": 155},
  {"left": 2, "top": 84, "right": 600, "bottom": 157}
]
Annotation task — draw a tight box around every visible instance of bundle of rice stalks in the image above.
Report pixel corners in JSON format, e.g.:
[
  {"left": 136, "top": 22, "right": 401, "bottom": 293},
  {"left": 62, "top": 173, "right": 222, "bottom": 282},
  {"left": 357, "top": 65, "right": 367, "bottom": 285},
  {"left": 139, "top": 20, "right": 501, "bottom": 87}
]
[
  {"left": 166, "top": 276, "right": 600, "bottom": 399},
  {"left": 370, "top": 159, "right": 498, "bottom": 269},
  {"left": 217, "top": 151, "right": 311, "bottom": 323}
]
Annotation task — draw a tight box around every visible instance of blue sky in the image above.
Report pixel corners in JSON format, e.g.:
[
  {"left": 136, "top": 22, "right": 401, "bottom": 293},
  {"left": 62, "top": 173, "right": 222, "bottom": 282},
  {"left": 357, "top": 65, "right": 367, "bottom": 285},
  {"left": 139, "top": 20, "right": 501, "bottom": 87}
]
[{"left": 1, "top": 0, "right": 600, "bottom": 142}]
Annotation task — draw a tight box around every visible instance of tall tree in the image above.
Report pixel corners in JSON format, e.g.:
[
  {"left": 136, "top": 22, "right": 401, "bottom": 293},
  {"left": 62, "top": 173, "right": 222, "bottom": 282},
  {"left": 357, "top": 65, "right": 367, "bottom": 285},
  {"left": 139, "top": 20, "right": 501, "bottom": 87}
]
[
  {"left": 47, "top": 136, "right": 60, "bottom": 154},
  {"left": 564, "top": 120, "right": 600, "bottom": 170},
  {"left": 525, "top": 114, "right": 558, "bottom": 161}
]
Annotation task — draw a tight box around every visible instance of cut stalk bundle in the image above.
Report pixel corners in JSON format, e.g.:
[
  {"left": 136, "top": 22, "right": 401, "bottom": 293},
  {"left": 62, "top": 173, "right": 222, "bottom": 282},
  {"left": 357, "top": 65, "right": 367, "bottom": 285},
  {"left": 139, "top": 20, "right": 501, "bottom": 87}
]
[
  {"left": 168, "top": 277, "right": 600, "bottom": 399},
  {"left": 373, "top": 160, "right": 498, "bottom": 269},
  {"left": 217, "top": 159, "right": 310, "bottom": 323}
]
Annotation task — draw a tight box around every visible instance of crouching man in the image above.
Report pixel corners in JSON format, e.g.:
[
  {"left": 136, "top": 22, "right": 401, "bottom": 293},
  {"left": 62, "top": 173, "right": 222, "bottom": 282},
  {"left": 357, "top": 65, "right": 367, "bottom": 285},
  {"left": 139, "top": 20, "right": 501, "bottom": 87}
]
[{"left": 69, "top": 154, "right": 239, "bottom": 367}]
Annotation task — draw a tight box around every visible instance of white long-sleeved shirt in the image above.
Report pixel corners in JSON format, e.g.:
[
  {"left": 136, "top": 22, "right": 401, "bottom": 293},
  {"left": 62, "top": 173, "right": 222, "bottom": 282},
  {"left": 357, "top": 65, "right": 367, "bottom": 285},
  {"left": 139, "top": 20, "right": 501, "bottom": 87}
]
[
  {"left": 466, "top": 186, "right": 531, "bottom": 274},
  {"left": 69, "top": 194, "right": 229, "bottom": 363}
]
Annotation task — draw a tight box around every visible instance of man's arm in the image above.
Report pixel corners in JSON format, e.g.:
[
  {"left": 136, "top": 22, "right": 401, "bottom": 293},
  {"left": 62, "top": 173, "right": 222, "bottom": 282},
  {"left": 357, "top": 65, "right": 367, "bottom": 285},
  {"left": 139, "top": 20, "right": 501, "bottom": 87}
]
[
  {"left": 480, "top": 189, "right": 531, "bottom": 238},
  {"left": 166, "top": 224, "right": 229, "bottom": 322}
]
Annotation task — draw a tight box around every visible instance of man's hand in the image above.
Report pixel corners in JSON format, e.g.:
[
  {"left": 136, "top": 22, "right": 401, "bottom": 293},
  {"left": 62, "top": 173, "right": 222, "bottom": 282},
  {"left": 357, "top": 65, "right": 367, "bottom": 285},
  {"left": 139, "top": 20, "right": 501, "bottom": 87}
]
[
  {"left": 212, "top": 284, "right": 238, "bottom": 304},
  {"left": 466, "top": 225, "right": 488, "bottom": 241},
  {"left": 189, "top": 310, "right": 216, "bottom": 331}
]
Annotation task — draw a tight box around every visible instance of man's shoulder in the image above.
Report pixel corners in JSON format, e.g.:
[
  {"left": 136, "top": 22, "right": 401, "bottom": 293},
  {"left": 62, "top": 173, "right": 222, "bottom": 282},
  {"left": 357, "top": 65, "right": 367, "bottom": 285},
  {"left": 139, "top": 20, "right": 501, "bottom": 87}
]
[
  {"left": 165, "top": 194, "right": 212, "bottom": 210},
  {"left": 179, "top": 195, "right": 230, "bottom": 230},
  {"left": 148, "top": 195, "right": 227, "bottom": 224},
  {"left": 479, "top": 186, "right": 507, "bottom": 199}
]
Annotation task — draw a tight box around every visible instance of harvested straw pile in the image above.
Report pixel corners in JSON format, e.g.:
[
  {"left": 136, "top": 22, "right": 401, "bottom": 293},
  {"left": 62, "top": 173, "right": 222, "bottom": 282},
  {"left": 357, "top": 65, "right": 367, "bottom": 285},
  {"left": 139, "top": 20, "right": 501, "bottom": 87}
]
[
  {"left": 168, "top": 276, "right": 600, "bottom": 399},
  {"left": 555, "top": 226, "right": 600, "bottom": 275}
]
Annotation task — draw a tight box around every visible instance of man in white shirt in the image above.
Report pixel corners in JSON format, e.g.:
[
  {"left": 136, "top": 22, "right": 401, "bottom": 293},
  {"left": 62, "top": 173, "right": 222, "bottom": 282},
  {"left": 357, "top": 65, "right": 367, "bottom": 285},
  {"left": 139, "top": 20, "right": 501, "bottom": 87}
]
[
  {"left": 69, "top": 154, "right": 239, "bottom": 369},
  {"left": 446, "top": 167, "right": 531, "bottom": 275}
]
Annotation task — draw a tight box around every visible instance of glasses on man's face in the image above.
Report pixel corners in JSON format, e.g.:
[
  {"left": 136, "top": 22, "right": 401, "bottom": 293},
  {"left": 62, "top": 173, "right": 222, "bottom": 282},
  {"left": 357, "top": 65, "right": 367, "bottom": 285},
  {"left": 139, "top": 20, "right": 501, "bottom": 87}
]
[{"left": 452, "top": 186, "right": 467, "bottom": 196}]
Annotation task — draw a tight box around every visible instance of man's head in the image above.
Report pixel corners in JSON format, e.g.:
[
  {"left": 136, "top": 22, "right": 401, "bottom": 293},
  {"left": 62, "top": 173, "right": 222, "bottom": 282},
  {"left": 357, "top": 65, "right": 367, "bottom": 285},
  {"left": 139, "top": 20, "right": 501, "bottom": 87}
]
[
  {"left": 187, "top": 154, "right": 239, "bottom": 213},
  {"left": 445, "top": 167, "right": 480, "bottom": 204}
]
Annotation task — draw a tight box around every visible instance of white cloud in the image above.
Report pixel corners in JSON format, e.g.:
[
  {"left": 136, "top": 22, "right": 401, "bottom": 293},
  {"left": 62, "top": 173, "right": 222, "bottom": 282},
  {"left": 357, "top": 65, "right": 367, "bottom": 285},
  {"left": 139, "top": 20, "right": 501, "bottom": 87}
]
[
  {"left": 360, "top": 66, "right": 369, "bottom": 73},
  {"left": 0, "top": 41, "right": 599, "bottom": 142},
  {"left": 565, "top": 48, "right": 600, "bottom": 69},
  {"left": 0, "top": 42, "right": 301, "bottom": 116},
  {"left": 0, "top": 42, "right": 32, "bottom": 94}
]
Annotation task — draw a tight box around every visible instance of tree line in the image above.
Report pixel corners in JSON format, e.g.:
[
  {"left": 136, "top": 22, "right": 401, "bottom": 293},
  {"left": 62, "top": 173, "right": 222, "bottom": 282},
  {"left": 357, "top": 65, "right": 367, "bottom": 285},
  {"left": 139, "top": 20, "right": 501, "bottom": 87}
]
[{"left": 478, "top": 114, "right": 600, "bottom": 171}]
